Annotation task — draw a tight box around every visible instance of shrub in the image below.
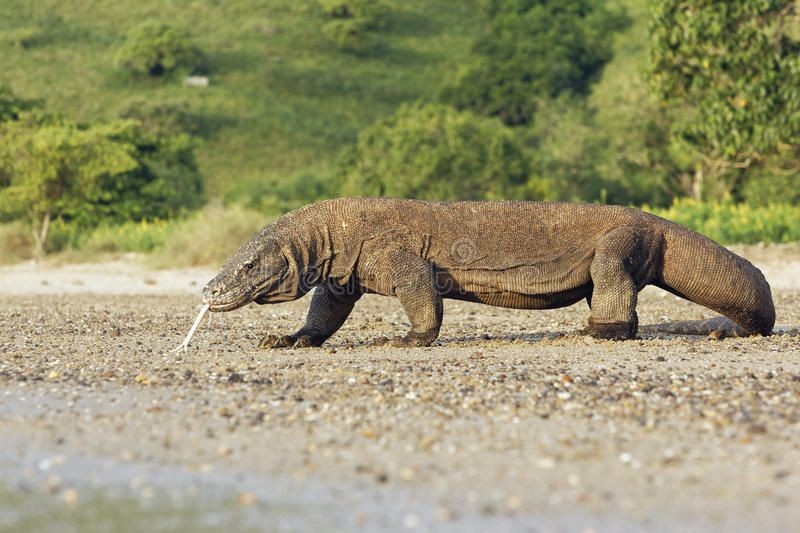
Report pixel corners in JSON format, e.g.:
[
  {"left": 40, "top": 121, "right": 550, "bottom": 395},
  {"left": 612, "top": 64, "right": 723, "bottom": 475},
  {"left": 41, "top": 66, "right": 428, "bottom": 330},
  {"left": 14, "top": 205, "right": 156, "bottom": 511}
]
[
  {"left": 118, "top": 98, "right": 200, "bottom": 136},
  {"left": 33, "top": 217, "right": 86, "bottom": 254},
  {"left": 1, "top": 218, "right": 172, "bottom": 259},
  {"left": 82, "top": 219, "right": 172, "bottom": 254},
  {"left": 322, "top": 18, "right": 376, "bottom": 53},
  {"left": 115, "top": 22, "right": 205, "bottom": 77},
  {"left": 738, "top": 172, "right": 800, "bottom": 207},
  {"left": 337, "top": 102, "right": 548, "bottom": 200},
  {"left": 319, "top": 0, "right": 390, "bottom": 53}
]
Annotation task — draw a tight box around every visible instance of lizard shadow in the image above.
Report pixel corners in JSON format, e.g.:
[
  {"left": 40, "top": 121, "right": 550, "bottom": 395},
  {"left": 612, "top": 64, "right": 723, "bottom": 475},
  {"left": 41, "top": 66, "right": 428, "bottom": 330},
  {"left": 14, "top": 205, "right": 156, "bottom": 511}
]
[
  {"left": 388, "top": 326, "right": 798, "bottom": 348},
  {"left": 431, "top": 330, "right": 580, "bottom": 347},
  {"left": 299, "top": 325, "right": 799, "bottom": 351},
  {"left": 324, "top": 331, "right": 575, "bottom": 349}
]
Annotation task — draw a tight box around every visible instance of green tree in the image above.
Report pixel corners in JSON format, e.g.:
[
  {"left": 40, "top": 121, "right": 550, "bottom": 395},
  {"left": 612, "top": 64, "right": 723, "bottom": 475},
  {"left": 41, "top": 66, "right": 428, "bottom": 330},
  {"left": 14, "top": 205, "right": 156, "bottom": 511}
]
[
  {"left": 649, "top": 0, "right": 800, "bottom": 200},
  {"left": 443, "top": 0, "right": 629, "bottom": 126},
  {"left": 0, "top": 109, "right": 204, "bottom": 255},
  {"left": 0, "top": 117, "right": 138, "bottom": 255},
  {"left": 107, "top": 125, "right": 204, "bottom": 223},
  {"left": 115, "top": 22, "right": 205, "bottom": 77},
  {"left": 337, "top": 103, "right": 547, "bottom": 200}
]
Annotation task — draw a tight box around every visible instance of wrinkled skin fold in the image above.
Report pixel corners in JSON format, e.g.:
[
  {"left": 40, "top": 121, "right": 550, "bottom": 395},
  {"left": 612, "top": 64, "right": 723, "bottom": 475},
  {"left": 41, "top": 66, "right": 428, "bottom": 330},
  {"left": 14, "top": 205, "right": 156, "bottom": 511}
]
[{"left": 202, "top": 198, "right": 776, "bottom": 347}]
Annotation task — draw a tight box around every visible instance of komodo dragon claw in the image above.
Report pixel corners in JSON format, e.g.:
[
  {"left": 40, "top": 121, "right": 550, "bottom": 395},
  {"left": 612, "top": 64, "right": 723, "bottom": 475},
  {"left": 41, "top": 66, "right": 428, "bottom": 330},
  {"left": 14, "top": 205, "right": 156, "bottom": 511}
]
[
  {"left": 259, "top": 334, "right": 321, "bottom": 349},
  {"left": 369, "top": 333, "right": 436, "bottom": 348}
]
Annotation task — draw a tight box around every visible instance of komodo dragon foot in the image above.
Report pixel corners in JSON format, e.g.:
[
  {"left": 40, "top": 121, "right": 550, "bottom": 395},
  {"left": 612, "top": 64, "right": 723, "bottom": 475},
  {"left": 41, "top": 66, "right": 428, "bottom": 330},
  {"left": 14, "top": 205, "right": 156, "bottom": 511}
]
[
  {"left": 259, "top": 334, "right": 323, "bottom": 349},
  {"left": 370, "top": 332, "right": 436, "bottom": 348},
  {"left": 582, "top": 320, "right": 638, "bottom": 341}
]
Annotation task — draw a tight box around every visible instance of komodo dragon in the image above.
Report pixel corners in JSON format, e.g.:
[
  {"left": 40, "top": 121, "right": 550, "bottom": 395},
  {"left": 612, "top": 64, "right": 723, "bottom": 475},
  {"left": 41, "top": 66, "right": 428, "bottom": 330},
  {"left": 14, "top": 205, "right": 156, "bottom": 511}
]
[{"left": 201, "top": 198, "right": 775, "bottom": 347}]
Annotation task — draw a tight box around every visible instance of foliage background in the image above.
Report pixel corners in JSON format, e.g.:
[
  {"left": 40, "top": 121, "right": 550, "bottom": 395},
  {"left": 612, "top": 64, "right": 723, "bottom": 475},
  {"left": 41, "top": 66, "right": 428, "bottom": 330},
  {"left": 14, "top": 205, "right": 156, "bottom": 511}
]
[{"left": 0, "top": 0, "right": 797, "bottom": 262}]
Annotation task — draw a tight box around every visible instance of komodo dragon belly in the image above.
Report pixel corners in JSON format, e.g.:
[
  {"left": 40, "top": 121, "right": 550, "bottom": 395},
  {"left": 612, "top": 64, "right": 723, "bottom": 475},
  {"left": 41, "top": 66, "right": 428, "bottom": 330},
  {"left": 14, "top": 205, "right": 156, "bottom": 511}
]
[
  {"left": 434, "top": 266, "right": 593, "bottom": 310},
  {"left": 420, "top": 232, "right": 597, "bottom": 310}
]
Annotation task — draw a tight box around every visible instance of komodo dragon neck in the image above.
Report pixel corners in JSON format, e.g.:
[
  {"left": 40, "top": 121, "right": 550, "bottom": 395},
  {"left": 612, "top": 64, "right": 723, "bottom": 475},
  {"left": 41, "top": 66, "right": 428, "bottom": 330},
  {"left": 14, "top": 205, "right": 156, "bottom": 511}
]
[{"left": 268, "top": 202, "right": 339, "bottom": 289}]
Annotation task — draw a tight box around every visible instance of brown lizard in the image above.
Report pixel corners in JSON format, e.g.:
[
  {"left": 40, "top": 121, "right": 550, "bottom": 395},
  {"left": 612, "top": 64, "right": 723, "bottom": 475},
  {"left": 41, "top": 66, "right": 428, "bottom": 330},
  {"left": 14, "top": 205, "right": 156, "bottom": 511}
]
[{"left": 201, "top": 198, "right": 775, "bottom": 347}]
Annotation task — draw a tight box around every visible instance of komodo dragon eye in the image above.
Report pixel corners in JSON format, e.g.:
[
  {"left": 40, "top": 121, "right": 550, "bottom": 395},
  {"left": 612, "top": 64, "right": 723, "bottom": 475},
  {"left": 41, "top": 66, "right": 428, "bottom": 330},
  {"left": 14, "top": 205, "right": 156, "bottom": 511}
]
[{"left": 242, "top": 261, "right": 256, "bottom": 273}]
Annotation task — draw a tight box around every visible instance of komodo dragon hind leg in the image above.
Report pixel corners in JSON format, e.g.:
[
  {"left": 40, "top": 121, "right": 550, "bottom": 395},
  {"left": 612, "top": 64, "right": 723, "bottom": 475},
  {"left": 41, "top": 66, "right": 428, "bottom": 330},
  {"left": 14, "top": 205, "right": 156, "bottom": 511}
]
[
  {"left": 259, "top": 282, "right": 361, "bottom": 349},
  {"left": 370, "top": 251, "right": 443, "bottom": 348},
  {"left": 584, "top": 227, "right": 646, "bottom": 340}
]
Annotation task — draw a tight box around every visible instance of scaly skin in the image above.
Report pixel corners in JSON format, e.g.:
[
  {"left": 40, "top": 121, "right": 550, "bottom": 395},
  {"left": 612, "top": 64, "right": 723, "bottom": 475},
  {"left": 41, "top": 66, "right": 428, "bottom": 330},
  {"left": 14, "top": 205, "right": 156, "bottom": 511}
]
[{"left": 202, "top": 198, "right": 776, "bottom": 347}]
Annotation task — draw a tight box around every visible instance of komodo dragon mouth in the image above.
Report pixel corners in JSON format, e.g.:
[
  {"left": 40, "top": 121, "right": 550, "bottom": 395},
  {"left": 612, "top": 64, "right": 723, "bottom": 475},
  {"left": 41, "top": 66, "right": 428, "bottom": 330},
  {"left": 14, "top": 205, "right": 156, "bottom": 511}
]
[
  {"left": 207, "top": 299, "right": 251, "bottom": 312},
  {"left": 204, "top": 283, "right": 273, "bottom": 312},
  {"left": 204, "top": 270, "right": 291, "bottom": 312},
  {"left": 202, "top": 280, "right": 263, "bottom": 312}
]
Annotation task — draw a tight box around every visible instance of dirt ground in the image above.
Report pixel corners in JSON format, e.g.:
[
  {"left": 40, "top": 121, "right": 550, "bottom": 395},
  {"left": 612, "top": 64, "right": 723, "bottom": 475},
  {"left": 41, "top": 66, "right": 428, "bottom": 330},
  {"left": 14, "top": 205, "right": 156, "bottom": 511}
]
[{"left": 0, "top": 245, "right": 798, "bottom": 532}]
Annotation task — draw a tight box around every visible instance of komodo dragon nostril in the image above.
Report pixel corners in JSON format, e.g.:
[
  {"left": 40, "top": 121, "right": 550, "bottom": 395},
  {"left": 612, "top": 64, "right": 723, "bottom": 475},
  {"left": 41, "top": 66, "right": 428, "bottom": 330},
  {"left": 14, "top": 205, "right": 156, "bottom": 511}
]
[{"left": 202, "top": 286, "right": 220, "bottom": 297}]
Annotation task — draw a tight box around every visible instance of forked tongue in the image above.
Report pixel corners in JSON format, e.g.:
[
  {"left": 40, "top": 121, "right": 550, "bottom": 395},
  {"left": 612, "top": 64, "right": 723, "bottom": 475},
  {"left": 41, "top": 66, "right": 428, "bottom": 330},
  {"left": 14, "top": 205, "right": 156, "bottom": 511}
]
[{"left": 170, "top": 303, "right": 211, "bottom": 352}]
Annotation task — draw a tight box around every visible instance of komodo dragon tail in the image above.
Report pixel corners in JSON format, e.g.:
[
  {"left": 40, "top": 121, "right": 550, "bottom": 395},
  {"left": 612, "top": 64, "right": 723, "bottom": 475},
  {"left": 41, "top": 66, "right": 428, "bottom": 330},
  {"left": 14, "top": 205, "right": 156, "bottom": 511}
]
[{"left": 649, "top": 224, "right": 775, "bottom": 337}]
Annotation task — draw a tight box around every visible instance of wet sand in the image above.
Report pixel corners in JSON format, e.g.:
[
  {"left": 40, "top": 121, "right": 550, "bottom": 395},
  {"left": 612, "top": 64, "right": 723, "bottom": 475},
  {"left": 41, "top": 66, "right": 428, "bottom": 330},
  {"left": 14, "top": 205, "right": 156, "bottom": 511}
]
[{"left": 0, "top": 246, "right": 798, "bottom": 531}]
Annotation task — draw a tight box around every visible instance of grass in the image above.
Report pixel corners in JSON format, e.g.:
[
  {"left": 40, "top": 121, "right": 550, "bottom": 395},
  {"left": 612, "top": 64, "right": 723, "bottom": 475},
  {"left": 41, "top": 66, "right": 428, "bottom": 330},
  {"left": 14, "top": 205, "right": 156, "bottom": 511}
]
[
  {"left": 0, "top": 0, "right": 483, "bottom": 199},
  {"left": 0, "top": 221, "right": 34, "bottom": 264}
]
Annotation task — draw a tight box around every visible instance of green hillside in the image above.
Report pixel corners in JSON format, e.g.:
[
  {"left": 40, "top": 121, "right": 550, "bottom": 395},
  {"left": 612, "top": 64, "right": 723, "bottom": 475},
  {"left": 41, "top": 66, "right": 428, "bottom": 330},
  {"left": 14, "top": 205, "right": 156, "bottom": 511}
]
[
  {"left": 1, "top": 0, "right": 798, "bottom": 261},
  {"left": 0, "top": 0, "right": 483, "bottom": 198}
]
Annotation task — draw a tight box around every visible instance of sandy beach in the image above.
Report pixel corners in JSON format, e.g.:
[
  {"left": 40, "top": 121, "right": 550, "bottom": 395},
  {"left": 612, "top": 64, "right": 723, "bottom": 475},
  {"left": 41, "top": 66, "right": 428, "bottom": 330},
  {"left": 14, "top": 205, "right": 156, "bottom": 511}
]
[{"left": 0, "top": 245, "right": 798, "bottom": 532}]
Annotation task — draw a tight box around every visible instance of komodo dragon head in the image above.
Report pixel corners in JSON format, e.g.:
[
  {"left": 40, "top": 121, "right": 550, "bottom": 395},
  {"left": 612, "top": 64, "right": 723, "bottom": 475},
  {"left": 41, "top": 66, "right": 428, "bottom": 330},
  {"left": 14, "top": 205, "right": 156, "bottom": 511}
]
[{"left": 202, "top": 235, "right": 296, "bottom": 312}]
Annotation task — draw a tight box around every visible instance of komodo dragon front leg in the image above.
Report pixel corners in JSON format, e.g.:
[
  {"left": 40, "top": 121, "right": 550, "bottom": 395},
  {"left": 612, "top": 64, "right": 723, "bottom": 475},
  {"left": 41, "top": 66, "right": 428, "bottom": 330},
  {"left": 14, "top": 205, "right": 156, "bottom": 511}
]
[
  {"left": 366, "top": 249, "right": 443, "bottom": 347},
  {"left": 259, "top": 283, "right": 361, "bottom": 348}
]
